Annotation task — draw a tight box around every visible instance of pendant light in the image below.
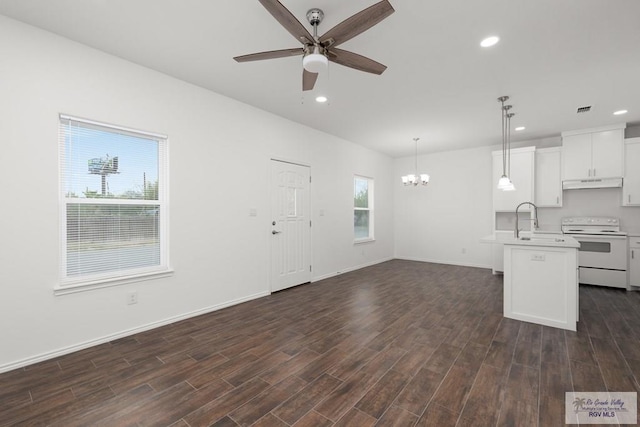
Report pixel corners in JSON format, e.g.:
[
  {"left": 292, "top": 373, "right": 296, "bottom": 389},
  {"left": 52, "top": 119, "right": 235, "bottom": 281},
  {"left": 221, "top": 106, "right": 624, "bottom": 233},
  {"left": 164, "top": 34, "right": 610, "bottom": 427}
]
[
  {"left": 401, "top": 137, "right": 430, "bottom": 186},
  {"left": 497, "top": 96, "right": 516, "bottom": 191}
]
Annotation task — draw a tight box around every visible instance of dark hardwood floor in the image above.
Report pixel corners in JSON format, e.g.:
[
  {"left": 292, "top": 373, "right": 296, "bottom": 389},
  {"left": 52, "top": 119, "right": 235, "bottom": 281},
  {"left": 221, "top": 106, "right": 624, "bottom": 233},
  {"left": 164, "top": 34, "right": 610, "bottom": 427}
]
[{"left": 2, "top": 260, "right": 640, "bottom": 426}]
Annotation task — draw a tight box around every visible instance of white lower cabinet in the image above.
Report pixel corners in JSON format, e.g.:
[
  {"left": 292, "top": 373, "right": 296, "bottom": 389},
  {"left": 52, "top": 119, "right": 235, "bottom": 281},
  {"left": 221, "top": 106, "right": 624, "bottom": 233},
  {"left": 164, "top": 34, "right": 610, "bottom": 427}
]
[
  {"left": 491, "top": 231, "right": 514, "bottom": 274},
  {"left": 630, "top": 236, "right": 640, "bottom": 287},
  {"left": 504, "top": 243, "right": 578, "bottom": 331}
]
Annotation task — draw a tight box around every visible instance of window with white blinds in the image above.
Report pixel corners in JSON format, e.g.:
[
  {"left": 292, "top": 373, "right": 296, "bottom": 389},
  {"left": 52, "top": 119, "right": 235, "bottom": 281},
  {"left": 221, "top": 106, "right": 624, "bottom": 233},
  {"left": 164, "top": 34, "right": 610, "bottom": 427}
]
[{"left": 58, "top": 115, "right": 169, "bottom": 289}]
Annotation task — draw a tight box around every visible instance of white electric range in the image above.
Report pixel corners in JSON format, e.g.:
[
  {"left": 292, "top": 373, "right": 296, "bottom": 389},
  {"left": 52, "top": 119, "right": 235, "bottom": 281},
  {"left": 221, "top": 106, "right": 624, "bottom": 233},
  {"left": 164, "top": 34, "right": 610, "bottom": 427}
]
[{"left": 561, "top": 217, "right": 628, "bottom": 289}]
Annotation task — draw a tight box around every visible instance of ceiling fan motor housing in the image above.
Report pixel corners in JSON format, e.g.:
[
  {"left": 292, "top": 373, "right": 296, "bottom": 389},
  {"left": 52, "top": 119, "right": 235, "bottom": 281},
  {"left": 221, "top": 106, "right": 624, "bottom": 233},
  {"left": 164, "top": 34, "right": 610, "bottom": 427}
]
[{"left": 306, "top": 8, "right": 324, "bottom": 27}]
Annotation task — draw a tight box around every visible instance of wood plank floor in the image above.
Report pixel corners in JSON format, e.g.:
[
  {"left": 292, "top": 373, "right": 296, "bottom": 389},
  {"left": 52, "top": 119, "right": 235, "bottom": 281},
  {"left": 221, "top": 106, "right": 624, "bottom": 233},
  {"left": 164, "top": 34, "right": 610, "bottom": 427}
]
[{"left": 2, "top": 259, "right": 640, "bottom": 426}]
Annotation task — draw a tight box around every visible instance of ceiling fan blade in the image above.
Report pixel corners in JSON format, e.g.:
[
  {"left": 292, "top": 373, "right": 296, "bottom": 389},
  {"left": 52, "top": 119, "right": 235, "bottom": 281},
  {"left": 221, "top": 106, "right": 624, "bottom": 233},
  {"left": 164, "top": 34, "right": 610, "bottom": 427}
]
[
  {"left": 302, "top": 69, "right": 318, "bottom": 91},
  {"left": 319, "top": 0, "right": 394, "bottom": 48},
  {"left": 327, "top": 48, "right": 387, "bottom": 75},
  {"left": 258, "top": 0, "right": 314, "bottom": 45},
  {"left": 234, "top": 48, "right": 303, "bottom": 62}
]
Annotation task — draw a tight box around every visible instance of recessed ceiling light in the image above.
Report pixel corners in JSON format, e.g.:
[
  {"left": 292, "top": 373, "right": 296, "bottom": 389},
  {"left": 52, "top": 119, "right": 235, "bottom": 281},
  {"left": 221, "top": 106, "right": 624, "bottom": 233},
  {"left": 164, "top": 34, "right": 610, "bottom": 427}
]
[
  {"left": 613, "top": 109, "right": 628, "bottom": 115},
  {"left": 480, "top": 36, "right": 499, "bottom": 47},
  {"left": 315, "top": 96, "right": 328, "bottom": 103},
  {"left": 515, "top": 126, "right": 525, "bottom": 131}
]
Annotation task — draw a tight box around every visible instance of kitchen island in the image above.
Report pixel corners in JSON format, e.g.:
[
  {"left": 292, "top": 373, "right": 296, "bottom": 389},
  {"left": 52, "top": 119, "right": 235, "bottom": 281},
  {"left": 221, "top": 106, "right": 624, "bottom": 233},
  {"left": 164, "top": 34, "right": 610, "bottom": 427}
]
[{"left": 503, "top": 234, "right": 580, "bottom": 331}]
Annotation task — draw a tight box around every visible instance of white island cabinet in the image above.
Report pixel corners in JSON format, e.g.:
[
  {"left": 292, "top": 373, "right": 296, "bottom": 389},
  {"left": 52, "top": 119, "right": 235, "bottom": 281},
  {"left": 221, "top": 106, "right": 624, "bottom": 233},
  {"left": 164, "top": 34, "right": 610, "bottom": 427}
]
[{"left": 503, "top": 236, "right": 579, "bottom": 331}]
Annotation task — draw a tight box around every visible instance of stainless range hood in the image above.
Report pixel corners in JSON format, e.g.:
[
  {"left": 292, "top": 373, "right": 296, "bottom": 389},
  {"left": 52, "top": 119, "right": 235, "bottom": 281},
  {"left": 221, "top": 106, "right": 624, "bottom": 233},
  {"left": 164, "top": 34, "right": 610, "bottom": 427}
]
[{"left": 562, "top": 177, "right": 623, "bottom": 190}]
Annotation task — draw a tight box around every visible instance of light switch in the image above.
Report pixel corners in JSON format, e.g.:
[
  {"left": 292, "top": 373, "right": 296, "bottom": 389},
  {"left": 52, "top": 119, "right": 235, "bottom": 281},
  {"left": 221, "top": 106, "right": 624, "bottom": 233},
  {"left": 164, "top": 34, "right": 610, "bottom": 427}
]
[{"left": 249, "top": 208, "right": 257, "bottom": 217}]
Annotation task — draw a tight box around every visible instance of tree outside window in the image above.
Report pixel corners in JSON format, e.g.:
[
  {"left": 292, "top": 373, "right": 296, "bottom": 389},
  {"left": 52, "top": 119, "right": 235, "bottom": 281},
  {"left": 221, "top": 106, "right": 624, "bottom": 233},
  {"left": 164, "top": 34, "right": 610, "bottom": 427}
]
[
  {"left": 59, "top": 115, "right": 169, "bottom": 288},
  {"left": 354, "top": 176, "right": 374, "bottom": 241}
]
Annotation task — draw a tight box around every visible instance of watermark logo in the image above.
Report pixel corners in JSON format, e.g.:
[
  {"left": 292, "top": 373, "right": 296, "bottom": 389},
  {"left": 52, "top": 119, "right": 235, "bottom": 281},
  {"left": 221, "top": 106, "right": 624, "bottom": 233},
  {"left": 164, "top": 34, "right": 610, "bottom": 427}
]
[{"left": 565, "top": 392, "right": 637, "bottom": 424}]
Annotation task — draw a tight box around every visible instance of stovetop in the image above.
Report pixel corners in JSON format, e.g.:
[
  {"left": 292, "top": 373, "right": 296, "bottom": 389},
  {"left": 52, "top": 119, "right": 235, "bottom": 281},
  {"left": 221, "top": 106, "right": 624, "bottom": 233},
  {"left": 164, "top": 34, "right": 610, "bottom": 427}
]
[{"left": 561, "top": 216, "right": 626, "bottom": 236}]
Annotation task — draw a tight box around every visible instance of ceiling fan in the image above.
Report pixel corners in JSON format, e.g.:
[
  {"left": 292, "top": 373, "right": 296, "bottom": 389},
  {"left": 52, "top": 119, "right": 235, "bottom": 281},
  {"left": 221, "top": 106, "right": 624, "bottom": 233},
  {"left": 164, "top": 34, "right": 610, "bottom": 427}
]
[{"left": 234, "top": 0, "right": 395, "bottom": 91}]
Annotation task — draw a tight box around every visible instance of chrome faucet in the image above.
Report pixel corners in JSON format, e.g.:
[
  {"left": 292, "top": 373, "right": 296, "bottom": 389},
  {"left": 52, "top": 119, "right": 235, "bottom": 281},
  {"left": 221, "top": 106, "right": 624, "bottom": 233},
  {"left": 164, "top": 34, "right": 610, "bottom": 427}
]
[{"left": 515, "top": 201, "right": 539, "bottom": 238}]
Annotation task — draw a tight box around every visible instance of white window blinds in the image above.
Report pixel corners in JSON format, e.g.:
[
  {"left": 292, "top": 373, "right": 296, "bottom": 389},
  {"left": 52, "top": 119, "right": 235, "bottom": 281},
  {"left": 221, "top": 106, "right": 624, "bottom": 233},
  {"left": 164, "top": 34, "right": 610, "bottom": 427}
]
[{"left": 59, "top": 115, "right": 169, "bottom": 287}]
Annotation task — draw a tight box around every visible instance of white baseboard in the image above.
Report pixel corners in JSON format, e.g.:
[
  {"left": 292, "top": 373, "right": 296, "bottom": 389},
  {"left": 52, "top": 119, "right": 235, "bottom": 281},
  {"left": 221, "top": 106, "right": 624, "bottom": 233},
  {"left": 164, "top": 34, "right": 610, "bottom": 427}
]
[
  {"left": 312, "top": 257, "right": 394, "bottom": 282},
  {"left": 0, "top": 291, "right": 270, "bottom": 374},
  {"left": 393, "top": 256, "right": 492, "bottom": 270}
]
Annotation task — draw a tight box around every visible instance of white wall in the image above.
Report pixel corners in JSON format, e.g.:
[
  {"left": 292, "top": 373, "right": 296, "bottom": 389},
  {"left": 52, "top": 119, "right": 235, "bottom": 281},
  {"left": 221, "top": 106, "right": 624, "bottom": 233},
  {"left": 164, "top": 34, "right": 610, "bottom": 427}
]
[
  {"left": 539, "top": 189, "right": 640, "bottom": 233},
  {"left": 0, "top": 16, "right": 394, "bottom": 371},
  {"left": 496, "top": 189, "right": 640, "bottom": 233},
  {"left": 393, "top": 146, "right": 494, "bottom": 268}
]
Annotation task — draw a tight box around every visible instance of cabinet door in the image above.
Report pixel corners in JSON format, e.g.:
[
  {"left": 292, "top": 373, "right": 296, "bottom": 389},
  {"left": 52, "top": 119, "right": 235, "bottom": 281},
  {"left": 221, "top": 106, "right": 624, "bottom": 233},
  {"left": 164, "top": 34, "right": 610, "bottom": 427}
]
[
  {"left": 591, "top": 129, "right": 623, "bottom": 178},
  {"left": 623, "top": 139, "right": 640, "bottom": 206},
  {"left": 630, "top": 246, "right": 640, "bottom": 287},
  {"left": 535, "top": 148, "right": 562, "bottom": 207},
  {"left": 562, "top": 133, "right": 592, "bottom": 180},
  {"left": 493, "top": 149, "right": 535, "bottom": 212}
]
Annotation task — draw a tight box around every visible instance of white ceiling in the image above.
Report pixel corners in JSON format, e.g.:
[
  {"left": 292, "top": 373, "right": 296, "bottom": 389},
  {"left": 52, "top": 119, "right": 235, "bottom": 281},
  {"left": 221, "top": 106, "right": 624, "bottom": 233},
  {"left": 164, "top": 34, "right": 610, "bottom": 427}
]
[{"left": 1, "top": 0, "right": 639, "bottom": 157}]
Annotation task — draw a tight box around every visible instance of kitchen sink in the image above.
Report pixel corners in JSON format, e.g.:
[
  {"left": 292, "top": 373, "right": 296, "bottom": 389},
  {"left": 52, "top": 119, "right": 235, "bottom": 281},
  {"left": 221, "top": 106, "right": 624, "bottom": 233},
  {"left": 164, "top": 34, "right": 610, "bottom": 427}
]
[{"left": 519, "top": 236, "right": 565, "bottom": 242}]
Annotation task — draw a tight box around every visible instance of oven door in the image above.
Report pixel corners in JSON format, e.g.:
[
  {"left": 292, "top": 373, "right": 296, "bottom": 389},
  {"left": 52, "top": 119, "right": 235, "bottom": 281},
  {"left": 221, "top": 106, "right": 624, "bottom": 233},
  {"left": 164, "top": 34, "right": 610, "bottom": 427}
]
[{"left": 571, "top": 234, "right": 627, "bottom": 270}]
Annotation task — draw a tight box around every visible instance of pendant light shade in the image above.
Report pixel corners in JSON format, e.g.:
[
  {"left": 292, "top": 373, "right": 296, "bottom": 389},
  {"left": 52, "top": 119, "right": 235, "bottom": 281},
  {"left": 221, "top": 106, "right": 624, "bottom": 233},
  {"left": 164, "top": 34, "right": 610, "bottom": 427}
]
[{"left": 497, "top": 175, "right": 511, "bottom": 190}]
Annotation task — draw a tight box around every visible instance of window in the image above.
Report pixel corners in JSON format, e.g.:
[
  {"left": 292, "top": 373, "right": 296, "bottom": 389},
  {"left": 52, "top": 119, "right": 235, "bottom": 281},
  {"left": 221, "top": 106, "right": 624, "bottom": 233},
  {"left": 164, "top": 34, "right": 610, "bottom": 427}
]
[
  {"left": 354, "top": 175, "right": 374, "bottom": 242},
  {"left": 58, "top": 115, "right": 170, "bottom": 291}
]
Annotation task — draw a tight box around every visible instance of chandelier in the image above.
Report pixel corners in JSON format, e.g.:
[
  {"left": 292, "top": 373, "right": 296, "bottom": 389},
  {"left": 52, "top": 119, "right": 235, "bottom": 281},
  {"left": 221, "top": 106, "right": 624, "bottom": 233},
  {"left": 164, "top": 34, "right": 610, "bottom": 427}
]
[
  {"left": 401, "top": 137, "right": 430, "bottom": 186},
  {"left": 497, "top": 96, "right": 516, "bottom": 191}
]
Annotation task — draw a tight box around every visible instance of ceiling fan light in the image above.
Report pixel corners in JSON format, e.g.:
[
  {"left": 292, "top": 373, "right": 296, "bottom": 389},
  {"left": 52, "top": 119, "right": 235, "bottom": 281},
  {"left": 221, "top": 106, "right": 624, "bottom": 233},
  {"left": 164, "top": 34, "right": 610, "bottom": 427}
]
[{"left": 303, "top": 52, "right": 328, "bottom": 73}]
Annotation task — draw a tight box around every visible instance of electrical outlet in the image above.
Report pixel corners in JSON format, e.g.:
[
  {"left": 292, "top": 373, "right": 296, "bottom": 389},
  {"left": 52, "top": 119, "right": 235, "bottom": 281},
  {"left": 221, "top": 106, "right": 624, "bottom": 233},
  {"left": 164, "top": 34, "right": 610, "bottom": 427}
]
[
  {"left": 127, "top": 291, "right": 138, "bottom": 305},
  {"left": 531, "top": 254, "right": 545, "bottom": 262}
]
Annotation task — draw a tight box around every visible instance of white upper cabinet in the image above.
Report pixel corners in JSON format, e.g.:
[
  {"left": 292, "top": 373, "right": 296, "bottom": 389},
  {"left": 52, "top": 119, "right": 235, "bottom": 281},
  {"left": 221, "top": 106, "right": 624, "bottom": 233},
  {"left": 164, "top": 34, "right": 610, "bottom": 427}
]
[
  {"left": 535, "top": 147, "right": 562, "bottom": 207},
  {"left": 561, "top": 124, "right": 625, "bottom": 181},
  {"left": 492, "top": 146, "right": 535, "bottom": 212},
  {"left": 623, "top": 138, "right": 640, "bottom": 206},
  {"left": 562, "top": 133, "right": 592, "bottom": 179}
]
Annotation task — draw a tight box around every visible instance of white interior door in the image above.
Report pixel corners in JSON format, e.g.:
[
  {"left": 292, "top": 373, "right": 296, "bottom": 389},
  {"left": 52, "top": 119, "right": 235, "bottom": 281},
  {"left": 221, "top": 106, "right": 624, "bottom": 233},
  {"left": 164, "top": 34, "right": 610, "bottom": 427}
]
[{"left": 270, "top": 160, "right": 311, "bottom": 292}]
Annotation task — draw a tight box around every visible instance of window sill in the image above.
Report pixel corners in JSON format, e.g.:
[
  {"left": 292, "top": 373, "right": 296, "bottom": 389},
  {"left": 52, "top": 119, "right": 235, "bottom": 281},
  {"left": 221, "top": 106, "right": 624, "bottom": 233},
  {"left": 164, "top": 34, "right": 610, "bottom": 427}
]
[
  {"left": 354, "top": 238, "right": 376, "bottom": 245},
  {"left": 54, "top": 269, "right": 174, "bottom": 296}
]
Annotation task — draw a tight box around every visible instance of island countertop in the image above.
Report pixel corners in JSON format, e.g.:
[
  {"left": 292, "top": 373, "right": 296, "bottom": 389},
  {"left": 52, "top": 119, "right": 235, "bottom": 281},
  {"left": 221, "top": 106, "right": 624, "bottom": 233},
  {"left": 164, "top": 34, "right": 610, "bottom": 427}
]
[{"left": 481, "top": 233, "right": 579, "bottom": 249}]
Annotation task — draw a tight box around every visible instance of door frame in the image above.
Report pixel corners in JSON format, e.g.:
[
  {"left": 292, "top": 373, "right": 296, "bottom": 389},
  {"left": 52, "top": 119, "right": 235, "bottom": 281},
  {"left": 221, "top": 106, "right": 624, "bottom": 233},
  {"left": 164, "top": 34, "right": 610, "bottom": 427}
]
[{"left": 269, "top": 158, "right": 313, "bottom": 293}]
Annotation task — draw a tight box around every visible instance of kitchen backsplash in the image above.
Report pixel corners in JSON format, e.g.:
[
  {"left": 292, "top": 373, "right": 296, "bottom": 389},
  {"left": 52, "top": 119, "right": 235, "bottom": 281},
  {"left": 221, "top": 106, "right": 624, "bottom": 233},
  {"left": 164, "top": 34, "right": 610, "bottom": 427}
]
[{"left": 495, "top": 187, "right": 640, "bottom": 234}]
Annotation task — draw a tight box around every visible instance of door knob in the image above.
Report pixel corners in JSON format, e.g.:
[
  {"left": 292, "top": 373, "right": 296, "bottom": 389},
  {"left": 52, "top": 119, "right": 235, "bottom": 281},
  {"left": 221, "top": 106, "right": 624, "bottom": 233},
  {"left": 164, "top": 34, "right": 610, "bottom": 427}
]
[{"left": 272, "top": 230, "right": 281, "bottom": 235}]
